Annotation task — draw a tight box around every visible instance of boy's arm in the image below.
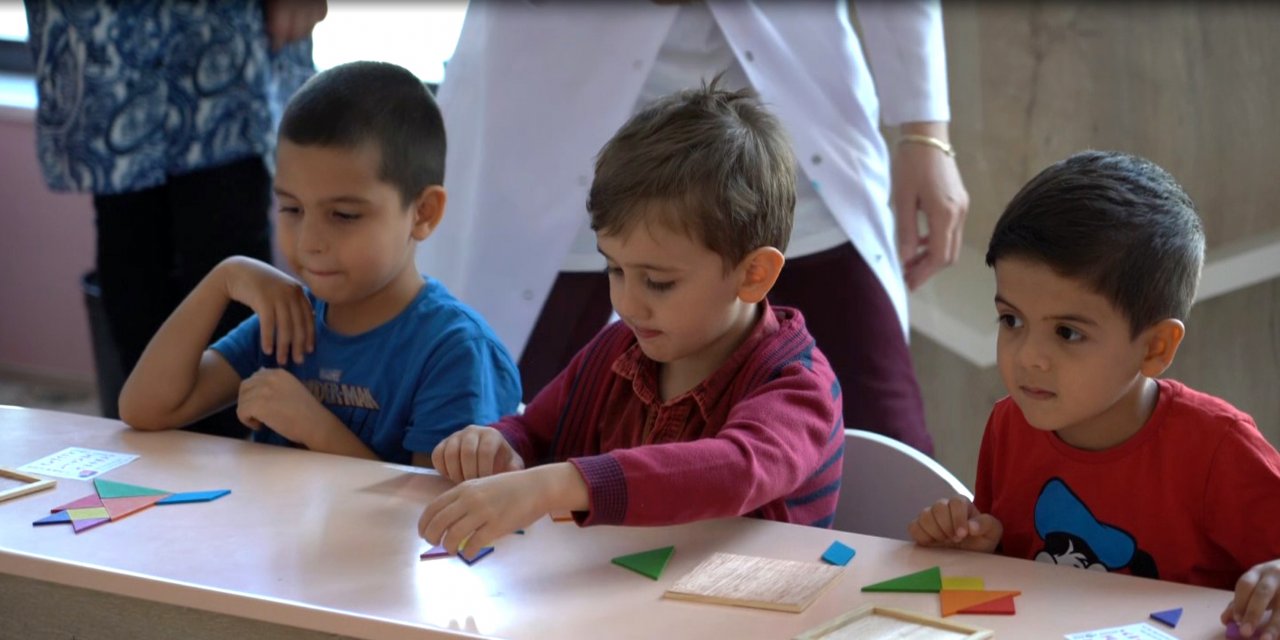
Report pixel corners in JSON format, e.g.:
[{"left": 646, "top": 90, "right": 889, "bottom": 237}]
[
  {"left": 120, "top": 257, "right": 314, "bottom": 430},
  {"left": 119, "top": 265, "right": 245, "bottom": 430},
  {"left": 570, "top": 363, "right": 838, "bottom": 527}
]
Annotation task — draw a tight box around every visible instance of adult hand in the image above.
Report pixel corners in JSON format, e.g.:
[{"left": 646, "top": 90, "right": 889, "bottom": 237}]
[
  {"left": 264, "top": 0, "right": 328, "bottom": 51},
  {"left": 893, "top": 122, "right": 970, "bottom": 291}
]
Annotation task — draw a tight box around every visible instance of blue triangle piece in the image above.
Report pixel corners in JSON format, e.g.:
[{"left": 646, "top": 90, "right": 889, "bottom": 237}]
[
  {"left": 1150, "top": 607, "right": 1182, "bottom": 628},
  {"left": 33, "top": 510, "right": 73, "bottom": 526},
  {"left": 460, "top": 546, "right": 494, "bottom": 565}
]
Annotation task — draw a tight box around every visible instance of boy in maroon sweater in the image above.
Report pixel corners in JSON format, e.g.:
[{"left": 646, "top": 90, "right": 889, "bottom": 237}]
[{"left": 418, "top": 79, "right": 845, "bottom": 552}]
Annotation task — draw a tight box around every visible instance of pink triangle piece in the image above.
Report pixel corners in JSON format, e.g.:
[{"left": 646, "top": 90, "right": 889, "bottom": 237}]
[
  {"left": 72, "top": 517, "right": 110, "bottom": 533},
  {"left": 958, "top": 594, "right": 1017, "bottom": 615},
  {"left": 52, "top": 494, "right": 104, "bottom": 513},
  {"left": 939, "top": 590, "right": 1022, "bottom": 617},
  {"left": 101, "top": 495, "right": 166, "bottom": 521},
  {"left": 420, "top": 545, "right": 450, "bottom": 560}
]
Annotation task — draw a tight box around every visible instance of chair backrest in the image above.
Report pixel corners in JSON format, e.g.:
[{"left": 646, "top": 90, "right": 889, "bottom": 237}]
[{"left": 833, "top": 429, "right": 973, "bottom": 541}]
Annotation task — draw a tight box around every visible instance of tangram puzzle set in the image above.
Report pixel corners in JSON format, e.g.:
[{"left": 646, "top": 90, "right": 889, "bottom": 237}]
[{"left": 31, "top": 478, "right": 230, "bottom": 533}]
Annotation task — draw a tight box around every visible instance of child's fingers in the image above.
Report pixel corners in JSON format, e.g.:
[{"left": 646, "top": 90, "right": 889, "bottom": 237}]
[
  {"left": 1238, "top": 571, "right": 1280, "bottom": 637},
  {"left": 289, "top": 296, "right": 310, "bottom": 364},
  {"left": 907, "top": 518, "right": 942, "bottom": 545},
  {"left": 418, "top": 490, "right": 462, "bottom": 544},
  {"left": 946, "top": 499, "right": 972, "bottom": 540},
  {"left": 438, "top": 436, "right": 464, "bottom": 483},
  {"left": 443, "top": 512, "right": 485, "bottom": 555},
  {"left": 459, "top": 429, "right": 482, "bottom": 480},
  {"left": 926, "top": 499, "right": 960, "bottom": 540},
  {"left": 911, "top": 507, "right": 949, "bottom": 543},
  {"left": 259, "top": 307, "right": 276, "bottom": 356},
  {"left": 477, "top": 433, "right": 504, "bottom": 478},
  {"left": 273, "top": 301, "right": 295, "bottom": 366}
]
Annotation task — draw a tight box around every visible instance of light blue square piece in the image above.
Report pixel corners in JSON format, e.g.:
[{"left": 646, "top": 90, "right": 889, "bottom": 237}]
[{"left": 821, "top": 540, "right": 856, "bottom": 566}]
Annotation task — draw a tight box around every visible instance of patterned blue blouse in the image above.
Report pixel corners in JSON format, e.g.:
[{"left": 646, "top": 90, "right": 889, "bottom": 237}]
[{"left": 25, "top": 1, "right": 315, "bottom": 194}]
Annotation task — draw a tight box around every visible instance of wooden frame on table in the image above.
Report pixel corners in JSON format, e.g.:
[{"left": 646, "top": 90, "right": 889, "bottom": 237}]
[
  {"left": 0, "top": 467, "right": 55, "bottom": 503},
  {"left": 795, "top": 604, "right": 994, "bottom": 640}
]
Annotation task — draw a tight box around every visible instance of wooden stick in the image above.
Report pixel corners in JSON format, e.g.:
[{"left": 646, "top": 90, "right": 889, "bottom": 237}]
[{"left": 0, "top": 467, "right": 56, "bottom": 503}]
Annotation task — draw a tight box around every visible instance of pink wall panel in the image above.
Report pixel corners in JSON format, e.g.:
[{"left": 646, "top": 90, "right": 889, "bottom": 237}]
[{"left": 0, "top": 116, "right": 96, "bottom": 381}]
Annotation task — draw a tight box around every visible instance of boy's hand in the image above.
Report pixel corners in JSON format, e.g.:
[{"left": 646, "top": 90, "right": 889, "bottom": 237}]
[
  {"left": 418, "top": 463, "right": 586, "bottom": 555},
  {"left": 1222, "top": 559, "right": 1280, "bottom": 640},
  {"left": 220, "top": 257, "right": 315, "bottom": 365},
  {"left": 236, "top": 368, "right": 324, "bottom": 443},
  {"left": 431, "top": 425, "right": 525, "bottom": 482},
  {"left": 907, "top": 497, "right": 1002, "bottom": 553}
]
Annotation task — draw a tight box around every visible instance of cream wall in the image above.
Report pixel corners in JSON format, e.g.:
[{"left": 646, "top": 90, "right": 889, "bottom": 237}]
[{"left": 913, "top": 1, "right": 1280, "bottom": 488}]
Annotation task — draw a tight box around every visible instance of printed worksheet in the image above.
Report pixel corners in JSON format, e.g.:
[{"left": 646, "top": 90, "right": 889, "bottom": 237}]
[{"left": 17, "top": 447, "right": 139, "bottom": 480}]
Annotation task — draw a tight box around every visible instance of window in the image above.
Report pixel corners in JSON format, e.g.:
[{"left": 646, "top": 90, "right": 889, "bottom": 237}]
[
  {"left": 311, "top": 2, "right": 468, "bottom": 86},
  {"left": 0, "top": 3, "right": 471, "bottom": 81},
  {"left": 0, "top": 4, "right": 32, "bottom": 73}
]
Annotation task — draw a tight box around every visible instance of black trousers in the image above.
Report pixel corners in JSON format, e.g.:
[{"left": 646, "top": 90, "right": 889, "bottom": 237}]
[
  {"left": 519, "top": 242, "right": 933, "bottom": 455},
  {"left": 92, "top": 156, "right": 273, "bottom": 439}
]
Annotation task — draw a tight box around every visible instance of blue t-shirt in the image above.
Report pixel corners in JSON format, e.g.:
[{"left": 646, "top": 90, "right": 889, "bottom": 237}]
[{"left": 211, "top": 278, "right": 521, "bottom": 464}]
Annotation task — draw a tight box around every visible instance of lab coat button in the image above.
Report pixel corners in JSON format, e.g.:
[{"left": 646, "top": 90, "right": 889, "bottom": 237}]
[
  {"left": 522, "top": 289, "right": 534, "bottom": 301},
  {"left": 633, "top": 59, "right": 643, "bottom": 71},
  {"left": 811, "top": 153, "right": 822, "bottom": 165},
  {"left": 744, "top": 50, "right": 754, "bottom": 62}
]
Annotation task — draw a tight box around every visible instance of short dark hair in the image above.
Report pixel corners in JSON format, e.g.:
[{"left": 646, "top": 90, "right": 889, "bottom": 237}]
[
  {"left": 986, "top": 150, "right": 1205, "bottom": 336},
  {"left": 588, "top": 77, "right": 796, "bottom": 270},
  {"left": 279, "top": 61, "right": 445, "bottom": 206}
]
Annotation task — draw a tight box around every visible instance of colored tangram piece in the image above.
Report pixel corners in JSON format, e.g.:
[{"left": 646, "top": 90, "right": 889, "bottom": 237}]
[
  {"left": 93, "top": 478, "right": 168, "bottom": 499},
  {"left": 156, "top": 490, "right": 230, "bottom": 504},
  {"left": 51, "top": 493, "right": 103, "bottom": 512},
  {"left": 862, "top": 566, "right": 942, "bottom": 593},
  {"left": 612, "top": 546, "right": 675, "bottom": 580},
  {"left": 939, "top": 590, "right": 1021, "bottom": 617},
  {"left": 420, "top": 544, "right": 450, "bottom": 560},
  {"left": 460, "top": 546, "right": 494, "bottom": 565},
  {"left": 549, "top": 510, "right": 574, "bottom": 522},
  {"left": 941, "top": 576, "right": 985, "bottom": 591},
  {"left": 71, "top": 517, "right": 111, "bottom": 533},
  {"left": 33, "top": 478, "right": 230, "bottom": 533},
  {"left": 33, "top": 511, "right": 72, "bottom": 525},
  {"left": 102, "top": 495, "right": 164, "bottom": 520},
  {"left": 1227, "top": 621, "right": 1244, "bottom": 639},
  {"left": 953, "top": 594, "right": 1017, "bottom": 615},
  {"left": 820, "top": 541, "right": 856, "bottom": 566},
  {"left": 1149, "top": 607, "right": 1182, "bottom": 628}
]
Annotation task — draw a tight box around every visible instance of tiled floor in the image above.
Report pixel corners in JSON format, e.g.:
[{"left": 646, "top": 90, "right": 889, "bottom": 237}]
[{"left": 0, "top": 375, "right": 101, "bottom": 417}]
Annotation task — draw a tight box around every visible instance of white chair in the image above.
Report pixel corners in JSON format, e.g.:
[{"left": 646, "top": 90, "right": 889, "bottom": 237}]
[{"left": 833, "top": 429, "right": 973, "bottom": 541}]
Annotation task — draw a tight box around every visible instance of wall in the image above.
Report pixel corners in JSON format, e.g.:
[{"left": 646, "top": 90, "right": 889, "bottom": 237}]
[{"left": 0, "top": 110, "right": 95, "bottom": 383}]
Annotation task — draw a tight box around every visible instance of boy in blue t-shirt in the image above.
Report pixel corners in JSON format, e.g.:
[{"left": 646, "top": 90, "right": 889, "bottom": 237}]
[{"left": 119, "top": 62, "right": 521, "bottom": 465}]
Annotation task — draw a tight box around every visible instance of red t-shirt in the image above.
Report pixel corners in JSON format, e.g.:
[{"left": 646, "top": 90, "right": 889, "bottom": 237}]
[
  {"left": 975, "top": 379, "right": 1280, "bottom": 589},
  {"left": 494, "top": 303, "right": 845, "bottom": 528}
]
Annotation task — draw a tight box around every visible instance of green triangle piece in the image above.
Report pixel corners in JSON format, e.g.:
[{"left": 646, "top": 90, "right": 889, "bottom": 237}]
[
  {"left": 861, "top": 566, "right": 943, "bottom": 593},
  {"left": 94, "top": 478, "right": 169, "bottom": 499},
  {"left": 611, "top": 546, "right": 675, "bottom": 580}
]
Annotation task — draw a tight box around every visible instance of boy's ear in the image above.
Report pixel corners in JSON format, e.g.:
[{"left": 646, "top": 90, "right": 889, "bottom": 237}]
[
  {"left": 736, "top": 247, "right": 785, "bottom": 304},
  {"left": 410, "top": 186, "right": 447, "bottom": 241},
  {"left": 1139, "top": 318, "right": 1185, "bottom": 378}
]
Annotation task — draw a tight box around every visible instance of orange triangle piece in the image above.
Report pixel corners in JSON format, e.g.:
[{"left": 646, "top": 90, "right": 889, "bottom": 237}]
[
  {"left": 958, "top": 594, "right": 1017, "bottom": 615},
  {"left": 939, "top": 590, "right": 1021, "bottom": 616},
  {"left": 101, "top": 495, "right": 166, "bottom": 521}
]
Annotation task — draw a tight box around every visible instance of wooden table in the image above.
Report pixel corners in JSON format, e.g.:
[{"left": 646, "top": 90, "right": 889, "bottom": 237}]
[{"left": 0, "top": 406, "right": 1236, "bottom": 639}]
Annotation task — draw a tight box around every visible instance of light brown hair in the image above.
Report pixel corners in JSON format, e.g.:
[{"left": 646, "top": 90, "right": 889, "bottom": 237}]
[{"left": 588, "top": 77, "right": 796, "bottom": 270}]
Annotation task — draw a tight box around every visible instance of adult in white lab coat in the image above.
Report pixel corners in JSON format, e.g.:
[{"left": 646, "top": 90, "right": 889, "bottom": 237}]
[{"left": 417, "top": 0, "right": 968, "bottom": 454}]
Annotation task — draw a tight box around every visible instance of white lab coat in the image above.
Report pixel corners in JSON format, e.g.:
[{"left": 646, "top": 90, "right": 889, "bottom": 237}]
[{"left": 416, "top": 0, "right": 950, "bottom": 357}]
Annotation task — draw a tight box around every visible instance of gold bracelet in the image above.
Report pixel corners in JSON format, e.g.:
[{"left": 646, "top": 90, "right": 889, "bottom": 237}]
[{"left": 898, "top": 134, "right": 956, "bottom": 157}]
